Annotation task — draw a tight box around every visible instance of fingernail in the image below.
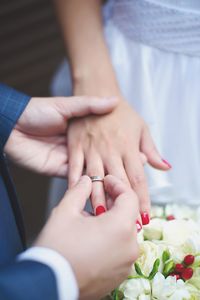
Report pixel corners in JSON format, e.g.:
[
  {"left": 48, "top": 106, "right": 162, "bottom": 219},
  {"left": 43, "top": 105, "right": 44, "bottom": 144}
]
[
  {"left": 162, "top": 159, "right": 172, "bottom": 169},
  {"left": 136, "top": 220, "right": 142, "bottom": 232},
  {"left": 95, "top": 205, "right": 106, "bottom": 216},
  {"left": 141, "top": 212, "right": 150, "bottom": 225}
]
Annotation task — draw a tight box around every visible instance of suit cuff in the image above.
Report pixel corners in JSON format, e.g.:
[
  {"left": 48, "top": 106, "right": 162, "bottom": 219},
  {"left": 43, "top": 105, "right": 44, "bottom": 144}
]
[
  {"left": 18, "top": 247, "right": 79, "bottom": 300},
  {"left": 0, "top": 83, "right": 31, "bottom": 149}
]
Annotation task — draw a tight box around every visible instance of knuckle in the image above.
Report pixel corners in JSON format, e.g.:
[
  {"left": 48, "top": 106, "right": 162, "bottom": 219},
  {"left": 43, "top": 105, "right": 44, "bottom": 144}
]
[
  {"left": 131, "top": 172, "right": 146, "bottom": 188},
  {"left": 111, "top": 180, "right": 121, "bottom": 196},
  {"left": 118, "top": 177, "right": 130, "bottom": 187}
]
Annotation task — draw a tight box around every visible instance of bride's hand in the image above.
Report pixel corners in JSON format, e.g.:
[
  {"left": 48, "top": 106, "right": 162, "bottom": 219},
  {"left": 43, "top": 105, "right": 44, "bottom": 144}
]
[
  {"left": 67, "top": 96, "right": 171, "bottom": 220},
  {"left": 4, "top": 96, "right": 117, "bottom": 177}
]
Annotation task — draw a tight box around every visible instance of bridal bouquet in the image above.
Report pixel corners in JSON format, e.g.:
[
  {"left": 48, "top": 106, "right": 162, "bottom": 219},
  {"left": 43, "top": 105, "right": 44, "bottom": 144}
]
[{"left": 106, "top": 204, "right": 200, "bottom": 300}]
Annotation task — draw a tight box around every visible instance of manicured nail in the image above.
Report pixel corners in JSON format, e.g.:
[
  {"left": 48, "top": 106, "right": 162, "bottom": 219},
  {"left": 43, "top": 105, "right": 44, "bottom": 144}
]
[
  {"left": 95, "top": 205, "right": 106, "bottom": 216},
  {"left": 136, "top": 220, "right": 142, "bottom": 232},
  {"left": 162, "top": 159, "right": 172, "bottom": 169},
  {"left": 167, "top": 215, "right": 175, "bottom": 221},
  {"left": 141, "top": 212, "right": 150, "bottom": 225}
]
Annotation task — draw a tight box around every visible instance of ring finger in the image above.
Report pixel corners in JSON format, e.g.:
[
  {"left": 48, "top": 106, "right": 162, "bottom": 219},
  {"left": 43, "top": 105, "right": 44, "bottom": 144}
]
[{"left": 85, "top": 151, "right": 106, "bottom": 215}]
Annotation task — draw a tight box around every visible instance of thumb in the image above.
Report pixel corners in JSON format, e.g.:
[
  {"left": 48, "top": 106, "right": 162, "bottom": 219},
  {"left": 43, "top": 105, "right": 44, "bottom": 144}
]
[
  {"left": 55, "top": 96, "right": 118, "bottom": 119},
  {"left": 61, "top": 175, "right": 92, "bottom": 212},
  {"left": 104, "top": 175, "right": 139, "bottom": 220},
  {"left": 141, "top": 127, "right": 172, "bottom": 170}
]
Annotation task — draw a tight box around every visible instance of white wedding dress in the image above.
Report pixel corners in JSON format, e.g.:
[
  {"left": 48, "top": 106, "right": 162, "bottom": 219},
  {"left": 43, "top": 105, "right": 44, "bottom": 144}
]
[{"left": 49, "top": 0, "right": 200, "bottom": 209}]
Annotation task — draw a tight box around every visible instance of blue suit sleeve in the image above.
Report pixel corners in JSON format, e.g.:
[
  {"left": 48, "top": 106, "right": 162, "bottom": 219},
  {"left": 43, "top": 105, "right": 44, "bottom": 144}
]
[
  {"left": 0, "top": 260, "right": 58, "bottom": 300},
  {"left": 0, "top": 83, "right": 31, "bottom": 150}
]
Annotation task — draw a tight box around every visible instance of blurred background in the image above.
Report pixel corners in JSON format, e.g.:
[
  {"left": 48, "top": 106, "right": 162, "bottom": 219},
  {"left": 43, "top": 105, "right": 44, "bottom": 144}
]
[{"left": 0, "top": 0, "right": 65, "bottom": 242}]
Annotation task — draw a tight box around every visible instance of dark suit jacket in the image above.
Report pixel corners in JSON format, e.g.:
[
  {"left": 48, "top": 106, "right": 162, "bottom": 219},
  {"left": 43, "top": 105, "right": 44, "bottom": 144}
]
[{"left": 0, "top": 84, "right": 58, "bottom": 300}]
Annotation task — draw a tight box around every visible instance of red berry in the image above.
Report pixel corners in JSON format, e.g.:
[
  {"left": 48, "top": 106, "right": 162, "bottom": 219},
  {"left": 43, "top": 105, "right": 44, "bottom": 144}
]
[
  {"left": 175, "top": 263, "right": 184, "bottom": 273},
  {"left": 184, "top": 255, "right": 195, "bottom": 266},
  {"left": 167, "top": 215, "right": 175, "bottom": 221},
  {"left": 181, "top": 268, "right": 193, "bottom": 280}
]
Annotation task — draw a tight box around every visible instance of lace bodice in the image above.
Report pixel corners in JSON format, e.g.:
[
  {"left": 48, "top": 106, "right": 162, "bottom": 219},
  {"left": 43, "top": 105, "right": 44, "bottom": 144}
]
[{"left": 104, "top": 0, "right": 200, "bottom": 56}]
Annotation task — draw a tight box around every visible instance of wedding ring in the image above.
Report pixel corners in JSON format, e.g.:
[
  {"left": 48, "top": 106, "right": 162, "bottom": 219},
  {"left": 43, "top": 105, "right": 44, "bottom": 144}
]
[{"left": 90, "top": 176, "right": 104, "bottom": 183}]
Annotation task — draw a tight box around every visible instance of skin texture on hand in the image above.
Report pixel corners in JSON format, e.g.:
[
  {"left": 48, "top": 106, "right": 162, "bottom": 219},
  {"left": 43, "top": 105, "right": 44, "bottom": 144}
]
[
  {"left": 4, "top": 96, "right": 117, "bottom": 177},
  {"left": 67, "top": 98, "right": 170, "bottom": 216},
  {"left": 35, "top": 175, "right": 139, "bottom": 300}
]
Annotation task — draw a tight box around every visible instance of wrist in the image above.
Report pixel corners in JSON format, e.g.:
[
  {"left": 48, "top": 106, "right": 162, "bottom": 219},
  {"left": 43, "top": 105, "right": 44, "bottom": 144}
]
[{"left": 72, "top": 64, "right": 121, "bottom": 98}]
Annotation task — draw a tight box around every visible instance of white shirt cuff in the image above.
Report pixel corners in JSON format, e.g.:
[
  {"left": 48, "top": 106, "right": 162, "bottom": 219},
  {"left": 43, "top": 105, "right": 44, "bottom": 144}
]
[{"left": 18, "top": 247, "right": 79, "bottom": 300}]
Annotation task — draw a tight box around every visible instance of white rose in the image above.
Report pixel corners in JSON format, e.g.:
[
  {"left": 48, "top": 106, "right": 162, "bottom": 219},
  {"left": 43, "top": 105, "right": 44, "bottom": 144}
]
[
  {"left": 183, "top": 233, "right": 200, "bottom": 255},
  {"left": 143, "top": 218, "right": 164, "bottom": 241},
  {"left": 167, "top": 244, "right": 185, "bottom": 263},
  {"left": 162, "top": 220, "right": 197, "bottom": 246},
  {"left": 165, "top": 204, "right": 195, "bottom": 220},
  {"left": 152, "top": 272, "right": 190, "bottom": 300},
  {"left": 133, "top": 241, "right": 166, "bottom": 277},
  {"left": 123, "top": 278, "right": 151, "bottom": 300},
  {"left": 151, "top": 241, "right": 184, "bottom": 263}
]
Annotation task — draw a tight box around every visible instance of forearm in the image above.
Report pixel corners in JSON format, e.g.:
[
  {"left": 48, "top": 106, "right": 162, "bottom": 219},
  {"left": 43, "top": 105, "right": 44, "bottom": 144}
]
[{"left": 54, "top": 0, "right": 120, "bottom": 96}]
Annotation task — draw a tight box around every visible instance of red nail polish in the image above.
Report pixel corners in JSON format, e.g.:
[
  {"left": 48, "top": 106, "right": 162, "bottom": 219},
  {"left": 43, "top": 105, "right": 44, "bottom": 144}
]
[
  {"left": 141, "top": 212, "right": 150, "bottom": 225},
  {"left": 167, "top": 215, "right": 175, "bottom": 221},
  {"left": 95, "top": 205, "right": 106, "bottom": 216},
  {"left": 136, "top": 220, "right": 142, "bottom": 232},
  {"left": 162, "top": 159, "right": 172, "bottom": 169}
]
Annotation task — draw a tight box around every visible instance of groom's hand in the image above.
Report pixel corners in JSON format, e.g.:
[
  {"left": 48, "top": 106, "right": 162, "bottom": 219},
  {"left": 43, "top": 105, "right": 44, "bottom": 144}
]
[
  {"left": 35, "top": 175, "right": 139, "bottom": 300},
  {"left": 4, "top": 96, "right": 117, "bottom": 176}
]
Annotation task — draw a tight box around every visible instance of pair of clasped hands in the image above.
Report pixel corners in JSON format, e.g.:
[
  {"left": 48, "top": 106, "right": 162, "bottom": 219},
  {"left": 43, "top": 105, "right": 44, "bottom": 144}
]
[{"left": 5, "top": 95, "right": 171, "bottom": 299}]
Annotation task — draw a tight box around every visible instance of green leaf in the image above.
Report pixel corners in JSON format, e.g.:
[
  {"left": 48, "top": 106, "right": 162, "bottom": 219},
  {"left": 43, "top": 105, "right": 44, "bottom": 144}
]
[
  {"left": 148, "top": 258, "right": 160, "bottom": 280},
  {"left": 135, "top": 262, "right": 144, "bottom": 277},
  {"left": 112, "top": 288, "right": 118, "bottom": 300},
  {"left": 113, "top": 289, "right": 124, "bottom": 300},
  {"left": 127, "top": 275, "right": 142, "bottom": 279},
  {"left": 163, "top": 260, "right": 175, "bottom": 277},
  {"left": 162, "top": 250, "right": 170, "bottom": 264}
]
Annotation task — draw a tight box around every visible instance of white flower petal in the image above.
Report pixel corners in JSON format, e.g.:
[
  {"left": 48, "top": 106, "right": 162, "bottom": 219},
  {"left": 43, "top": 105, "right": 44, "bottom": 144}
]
[
  {"left": 162, "top": 220, "right": 196, "bottom": 246},
  {"left": 123, "top": 278, "right": 151, "bottom": 298}
]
